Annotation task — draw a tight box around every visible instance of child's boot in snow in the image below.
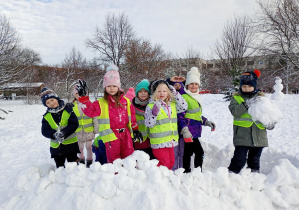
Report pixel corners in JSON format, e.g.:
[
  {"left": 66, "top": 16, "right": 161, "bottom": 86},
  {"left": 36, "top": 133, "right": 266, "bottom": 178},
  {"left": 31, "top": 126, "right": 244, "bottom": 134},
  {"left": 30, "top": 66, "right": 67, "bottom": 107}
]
[
  {"left": 79, "top": 159, "right": 85, "bottom": 164},
  {"left": 86, "top": 160, "right": 92, "bottom": 168}
]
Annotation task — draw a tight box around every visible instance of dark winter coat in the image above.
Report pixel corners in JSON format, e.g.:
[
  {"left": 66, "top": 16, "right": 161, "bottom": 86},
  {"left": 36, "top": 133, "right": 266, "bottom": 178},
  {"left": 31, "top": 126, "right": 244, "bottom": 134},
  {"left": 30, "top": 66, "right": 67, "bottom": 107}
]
[
  {"left": 178, "top": 89, "right": 207, "bottom": 138},
  {"left": 229, "top": 92, "right": 269, "bottom": 147},
  {"left": 41, "top": 103, "right": 80, "bottom": 156}
]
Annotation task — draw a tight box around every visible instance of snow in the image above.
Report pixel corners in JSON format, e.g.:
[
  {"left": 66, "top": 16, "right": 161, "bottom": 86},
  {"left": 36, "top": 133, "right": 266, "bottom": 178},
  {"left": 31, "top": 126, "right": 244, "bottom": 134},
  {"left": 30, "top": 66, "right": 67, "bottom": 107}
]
[
  {"left": 271, "top": 77, "right": 284, "bottom": 101},
  {"left": 0, "top": 94, "right": 299, "bottom": 210}
]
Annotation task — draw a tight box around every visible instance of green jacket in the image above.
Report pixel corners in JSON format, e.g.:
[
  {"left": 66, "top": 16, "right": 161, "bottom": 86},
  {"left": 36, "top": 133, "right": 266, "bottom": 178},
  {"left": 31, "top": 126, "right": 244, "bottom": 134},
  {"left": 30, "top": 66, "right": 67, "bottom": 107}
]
[{"left": 228, "top": 92, "right": 268, "bottom": 147}]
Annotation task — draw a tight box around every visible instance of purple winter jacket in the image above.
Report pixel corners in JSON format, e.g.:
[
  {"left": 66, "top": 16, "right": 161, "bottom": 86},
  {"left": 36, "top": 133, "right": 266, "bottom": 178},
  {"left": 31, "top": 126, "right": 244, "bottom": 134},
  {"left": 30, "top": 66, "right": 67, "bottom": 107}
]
[{"left": 178, "top": 89, "right": 207, "bottom": 138}]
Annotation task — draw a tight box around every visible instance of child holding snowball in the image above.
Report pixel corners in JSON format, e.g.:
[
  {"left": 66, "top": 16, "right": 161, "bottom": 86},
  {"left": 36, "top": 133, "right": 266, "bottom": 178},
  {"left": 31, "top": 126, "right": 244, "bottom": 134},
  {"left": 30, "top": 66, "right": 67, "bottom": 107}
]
[
  {"left": 228, "top": 69, "right": 274, "bottom": 174},
  {"left": 75, "top": 64, "right": 143, "bottom": 164},
  {"left": 145, "top": 80, "right": 187, "bottom": 170}
]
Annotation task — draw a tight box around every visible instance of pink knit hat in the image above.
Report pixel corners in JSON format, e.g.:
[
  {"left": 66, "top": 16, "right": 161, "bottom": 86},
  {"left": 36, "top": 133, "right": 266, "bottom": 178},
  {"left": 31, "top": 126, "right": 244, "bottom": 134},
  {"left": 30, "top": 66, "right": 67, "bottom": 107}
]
[
  {"left": 103, "top": 64, "right": 121, "bottom": 89},
  {"left": 124, "top": 87, "right": 135, "bottom": 102}
]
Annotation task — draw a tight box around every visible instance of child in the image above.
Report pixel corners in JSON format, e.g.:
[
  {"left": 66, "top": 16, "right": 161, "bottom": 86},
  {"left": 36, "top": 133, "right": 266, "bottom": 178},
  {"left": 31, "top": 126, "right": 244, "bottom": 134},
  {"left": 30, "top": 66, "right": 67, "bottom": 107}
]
[
  {"left": 228, "top": 70, "right": 273, "bottom": 174},
  {"left": 76, "top": 64, "right": 143, "bottom": 163},
  {"left": 41, "top": 87, "right": 80, "bottom": 168},
  {"left": 72, "top": 88, "right": 99, "bottom": 168},
  {"left": 167, "top": 77, "right": 187, "bottom": 171},
  {"left": 132, "top": 79, "right": 155, "bottom": 159},
  {"left": 179, "top": 67, "right": 216, "bottom": 173},
  {"left": 145, "top": 80, "right": 187, "bottom": 169},
  {"left": 92, "top": 135, "right": 107, "bottom": 165}
]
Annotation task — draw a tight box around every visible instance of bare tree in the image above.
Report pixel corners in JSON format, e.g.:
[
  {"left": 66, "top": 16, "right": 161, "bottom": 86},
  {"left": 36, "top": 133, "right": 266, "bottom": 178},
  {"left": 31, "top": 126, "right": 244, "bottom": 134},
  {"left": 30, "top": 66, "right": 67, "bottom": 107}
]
[
  {"left": 211, "top": 14, "right": 255, "bottom": 87},
  {"left": 256, "top": 0, "right": 299, "bottom": 93},
  {"left": 86, "top": 12, "right": 135, "bottom": 66},
  {"left": 122, "top": 38, "right": 167, "bottom": 88}
]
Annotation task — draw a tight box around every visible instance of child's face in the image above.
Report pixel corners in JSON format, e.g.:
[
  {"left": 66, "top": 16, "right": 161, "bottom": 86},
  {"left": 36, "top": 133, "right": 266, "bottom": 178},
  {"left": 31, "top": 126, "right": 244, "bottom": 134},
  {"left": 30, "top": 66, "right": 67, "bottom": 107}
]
[
  {"left": 156, "top": 84, "right": 168, "bottom": 101},
  {"left": 187, "top": 83, "right": 199, "bottom": 93},
  {"left": 137, "top": 89, "right": 149, "bottom": 101},
  {"left": 241, "top": 85, "right": 254, "bottom": 92},
  {"left": 106, "top": 85, "right": 119, "bottom": 96},
  {"left": 46, "top": 98, "right": 59, "bottom": 109},
  {"left": 173, "top": 83, "right": 181, "bottom": 90}
]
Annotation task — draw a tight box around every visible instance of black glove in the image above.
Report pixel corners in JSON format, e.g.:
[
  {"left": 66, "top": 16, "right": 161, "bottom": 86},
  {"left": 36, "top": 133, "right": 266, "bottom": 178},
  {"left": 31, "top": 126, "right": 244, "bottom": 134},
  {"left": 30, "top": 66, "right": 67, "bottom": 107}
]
[
  {"left": 75, "top": 79, "right": 87, "bottom": 96},
  {"left": 133, "top": 130, "right": 143, "bottom": 143},
  {"left": 53, "top": 131, "right": 65, "bottom": 143}
]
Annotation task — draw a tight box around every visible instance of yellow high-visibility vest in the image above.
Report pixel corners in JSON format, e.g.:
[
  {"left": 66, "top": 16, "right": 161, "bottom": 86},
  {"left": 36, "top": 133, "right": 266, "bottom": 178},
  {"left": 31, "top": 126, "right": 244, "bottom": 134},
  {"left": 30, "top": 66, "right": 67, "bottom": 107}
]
[
  {"left": 44, "top": 110, "right": 78, "bottom": 148},
  {"left": 233, "top": 95, "right": 265, "bottom": 129},
  {"left": 148, "top": 102, "right": 178, "bottom": 144},
  {"left": 182, "top": 94, "right": 203, "bottom": 122},
  {"left": 97, "top": 97, "right": 134, "bottom": 143},
  {"left": 73, "top": 102, "right": 94, "bottom": 133},
  {"left": 136, "top": 114, "right": 149, "bottom": 142}
]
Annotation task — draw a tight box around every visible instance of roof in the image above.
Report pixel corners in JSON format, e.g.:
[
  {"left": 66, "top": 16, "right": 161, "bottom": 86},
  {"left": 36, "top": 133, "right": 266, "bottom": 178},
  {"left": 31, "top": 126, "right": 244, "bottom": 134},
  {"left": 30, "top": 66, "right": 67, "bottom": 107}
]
[{"left": 0, "top": 83, "right": 44, "bottom": 89}]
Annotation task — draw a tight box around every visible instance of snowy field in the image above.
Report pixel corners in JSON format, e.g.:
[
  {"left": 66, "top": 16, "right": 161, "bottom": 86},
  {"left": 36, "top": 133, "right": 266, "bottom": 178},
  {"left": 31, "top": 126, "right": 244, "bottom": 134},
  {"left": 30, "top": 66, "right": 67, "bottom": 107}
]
[{"left": 0, "top": 94, "right": 298, "bottom": 210}]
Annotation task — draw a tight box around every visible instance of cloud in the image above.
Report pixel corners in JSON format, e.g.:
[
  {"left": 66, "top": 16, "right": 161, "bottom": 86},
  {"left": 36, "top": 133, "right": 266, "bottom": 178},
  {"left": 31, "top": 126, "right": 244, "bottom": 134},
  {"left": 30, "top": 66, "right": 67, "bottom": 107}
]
[{"left": 1, "top": 0, "right": 256, "bottom": 65}]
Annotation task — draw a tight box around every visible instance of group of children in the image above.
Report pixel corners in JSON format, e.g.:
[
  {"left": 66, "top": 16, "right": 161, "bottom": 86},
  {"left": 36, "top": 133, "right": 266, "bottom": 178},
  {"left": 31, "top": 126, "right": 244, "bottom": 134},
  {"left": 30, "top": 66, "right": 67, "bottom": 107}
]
[{"left": 41, "top": 65, "right": 275, "bottom": 174}]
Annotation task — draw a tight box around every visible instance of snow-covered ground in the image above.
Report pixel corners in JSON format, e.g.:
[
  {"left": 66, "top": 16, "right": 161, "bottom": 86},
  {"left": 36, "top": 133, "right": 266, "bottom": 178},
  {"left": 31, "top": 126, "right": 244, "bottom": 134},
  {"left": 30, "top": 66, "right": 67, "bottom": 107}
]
[{"left": 0, "top": 94, "right": 298, "bottom": 210}]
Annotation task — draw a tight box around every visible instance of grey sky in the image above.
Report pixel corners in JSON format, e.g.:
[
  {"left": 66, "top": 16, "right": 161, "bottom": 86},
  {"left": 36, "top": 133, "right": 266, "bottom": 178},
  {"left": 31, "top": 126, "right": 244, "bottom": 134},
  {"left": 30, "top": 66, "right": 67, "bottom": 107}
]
[{"left": 1, "top": 0, "right": 257, "bottom": 65}]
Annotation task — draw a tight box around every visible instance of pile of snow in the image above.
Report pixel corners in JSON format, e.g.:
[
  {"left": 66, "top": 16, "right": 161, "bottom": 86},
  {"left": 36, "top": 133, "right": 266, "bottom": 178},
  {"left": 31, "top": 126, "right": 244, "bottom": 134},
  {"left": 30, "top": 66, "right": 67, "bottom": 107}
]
[{"left": 0, "top": 94, "right": 299, "bottom": 209}]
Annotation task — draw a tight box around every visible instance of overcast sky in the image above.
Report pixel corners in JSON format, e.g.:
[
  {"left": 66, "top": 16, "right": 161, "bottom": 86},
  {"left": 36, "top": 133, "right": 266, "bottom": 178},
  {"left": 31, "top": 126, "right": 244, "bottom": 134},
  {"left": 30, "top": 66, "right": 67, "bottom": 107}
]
[{"left": 1, "top": 0, "right": 257, "bottom": 65}]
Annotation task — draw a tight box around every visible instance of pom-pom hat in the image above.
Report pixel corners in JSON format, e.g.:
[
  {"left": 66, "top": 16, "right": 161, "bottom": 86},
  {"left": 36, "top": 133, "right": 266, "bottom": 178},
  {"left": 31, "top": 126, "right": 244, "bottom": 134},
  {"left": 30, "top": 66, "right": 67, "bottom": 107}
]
[
  {"left": 103, "top": 64, "right": 121, "bottom": 89},
  {"left": 40, "top": 87, "right": 60, "bottom": 107},
  {"left": 240, "top": 69, "right": 261, "bottom": 91},
  {"left": 135, "top": 79, "right": 150, "bottom": 95},
  {"left": 185, "top": 67, "right": 201, "bottom": 86}
]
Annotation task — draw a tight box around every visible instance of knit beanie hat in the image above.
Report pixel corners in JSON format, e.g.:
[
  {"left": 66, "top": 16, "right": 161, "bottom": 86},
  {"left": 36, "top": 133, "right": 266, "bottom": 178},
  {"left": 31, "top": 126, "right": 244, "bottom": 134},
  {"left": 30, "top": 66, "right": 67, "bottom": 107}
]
[
  {"left": 240, "top": 69, "right": 261, "bottom": 91},
  {"left": 135, "top": 79, "right": 150, "bottom": 95},
  {"left": 149, "top": 79, "right": 170, "bottom": 94},
  {"left": 185, "top": 67, "right": 201, "bottom": 86},
  {"left": 103, "top": 64, "right": 121, "bottom": 89},
  {"left": 124, "top": 87, "right": 135, "bottom": 101},
  {"left": 40, "top": 87, "right": 60, "bottom": 107}
]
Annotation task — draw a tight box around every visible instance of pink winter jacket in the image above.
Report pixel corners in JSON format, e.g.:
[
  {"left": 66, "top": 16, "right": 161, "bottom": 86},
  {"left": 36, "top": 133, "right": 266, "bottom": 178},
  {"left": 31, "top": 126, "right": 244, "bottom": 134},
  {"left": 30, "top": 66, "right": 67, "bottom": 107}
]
[{"left": 79, "top": 94, "right": 138, "bottom": 132}]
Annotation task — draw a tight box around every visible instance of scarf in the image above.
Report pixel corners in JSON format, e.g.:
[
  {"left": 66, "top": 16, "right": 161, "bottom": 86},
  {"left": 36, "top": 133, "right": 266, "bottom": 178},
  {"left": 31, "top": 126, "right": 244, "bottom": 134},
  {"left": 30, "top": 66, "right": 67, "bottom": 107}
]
[
  {"left": 184, "top": 87, "right": 202, "bottom": 106},
  {"left": 133, "top": 97, "right": 149, "bottom": 116},
  {"left": 47, "top": 100, "right": 65, "bottom": 113}
]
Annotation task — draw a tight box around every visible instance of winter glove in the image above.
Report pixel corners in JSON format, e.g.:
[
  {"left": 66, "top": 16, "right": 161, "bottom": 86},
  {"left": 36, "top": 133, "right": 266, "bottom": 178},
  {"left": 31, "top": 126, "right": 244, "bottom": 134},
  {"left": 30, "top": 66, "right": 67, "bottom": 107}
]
[
  {"left": 265, "top": 124, "right": 275, "bottom": 130},
  {"left": 54, "top": 131, "right": 65, "bottom": 143},
  {"left": 66, "top": 102, "right": 74, "bottom": 108},
  {"left": 133, "top": 130, "right": 143, "bottom": 143},
  {"left": 181, "top": 127, "right": 193, "bottom": 143},
  {"left": 204, "top": 120, "right": 216, "bottom": 131},
  {"left": 152, "top": 101, "right": 161, "bottom": 116},
  {"left": 75, "top": 79, "right": 88, "bottom": 96},
  {"left": 244, "top": 96, "right": 261, "bottom": 109},
  {"left": 168, "top": 85, "right": 177, "bottom": 95}
]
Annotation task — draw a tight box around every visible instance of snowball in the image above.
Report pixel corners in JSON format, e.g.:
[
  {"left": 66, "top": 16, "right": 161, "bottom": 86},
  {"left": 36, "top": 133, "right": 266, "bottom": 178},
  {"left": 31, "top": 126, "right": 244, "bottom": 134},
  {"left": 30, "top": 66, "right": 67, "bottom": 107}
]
[{"left": 248, "top": 96, "right": 283, "bottom": 127}]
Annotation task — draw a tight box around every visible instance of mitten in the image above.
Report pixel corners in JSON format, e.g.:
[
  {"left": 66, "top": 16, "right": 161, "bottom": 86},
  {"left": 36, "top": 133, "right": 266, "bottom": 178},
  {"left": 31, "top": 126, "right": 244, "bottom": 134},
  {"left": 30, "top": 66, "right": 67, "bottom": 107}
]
[
  {"left": 204, "top": 120, "right": 216, "bottom": 131},
  {"left": 244, "top": 96, "right": 261, "bottom": 108},
  {"left": 152, "top": 101, "right": 161, "bottom": 116},
  {"left": 133, "top": 130, "right": 143, "bottom": 143},
  {"left": 54, "top": 131, "right": 65, "bottom": 143},
  {"left": 168, "top": 85, "right": 177, "bottom": 95},
  {"left": 181, "top": 127, "right": 193, "bottom": 142},
  {"left": 75, "top": 79, "right": 88, "bottom": 96}
]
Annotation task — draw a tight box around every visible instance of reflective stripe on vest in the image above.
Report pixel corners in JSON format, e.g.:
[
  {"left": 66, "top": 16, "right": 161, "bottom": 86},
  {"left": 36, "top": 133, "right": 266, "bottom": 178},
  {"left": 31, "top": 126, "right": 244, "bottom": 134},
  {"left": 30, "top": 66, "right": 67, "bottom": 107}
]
[
  {"left": 44, "top": 110, "right": 78, "bottom": 148},
  {"left": 148, "top": 102, "right": 179, "bottom": 144},
  {"left": 233, "top": 95, "right": 265, "bottom": 129},
  {"left": 136, "top": 114, "right": 149, "bottom": 141},
  {"left": 73, "top": 102, "right": 94, "bottom": 133},
  {"left": 182, "top": 94, "right": 203, "bottom": 122},
  {"left": 97, "top": 97, "right": 134, "bottom": 143}
]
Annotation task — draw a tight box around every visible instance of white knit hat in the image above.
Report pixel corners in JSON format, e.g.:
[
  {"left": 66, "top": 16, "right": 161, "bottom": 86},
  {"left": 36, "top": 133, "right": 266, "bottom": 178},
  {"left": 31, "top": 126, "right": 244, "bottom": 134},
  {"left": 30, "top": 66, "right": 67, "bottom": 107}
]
[{"left": 185, "top": 67, "right": 201, "bottom": 86}]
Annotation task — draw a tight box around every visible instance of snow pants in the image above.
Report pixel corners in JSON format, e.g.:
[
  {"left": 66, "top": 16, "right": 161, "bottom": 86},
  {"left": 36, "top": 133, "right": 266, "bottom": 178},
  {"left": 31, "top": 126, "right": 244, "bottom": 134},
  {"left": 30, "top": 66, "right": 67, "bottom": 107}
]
[
  {"left": 228, "top": 146, "right": 263, "bottom": 173},
  {"left": 152, "top": 147, "right": 175, "bottom": 170},
  {"left": 172, "top": 137, "right": 185, "bottom": 171},
  {"left": 53, "top": 152, "right": 78, "bottom": 168},
  {"left": 183, "top": 138, "right": 204, "bottom": 172},
  {"left": 104, "top": 128, "right": 134, "bottom": 163}
]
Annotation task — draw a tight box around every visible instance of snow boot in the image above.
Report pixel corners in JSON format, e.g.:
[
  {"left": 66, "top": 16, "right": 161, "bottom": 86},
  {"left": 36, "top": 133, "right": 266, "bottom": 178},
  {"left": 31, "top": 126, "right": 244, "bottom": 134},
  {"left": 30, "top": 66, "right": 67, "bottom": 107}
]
[
  {"left": 86, "top": 160, "right": 92, "bottom": 168},
  {"left": 79, "top": 159, "right": 85, "bottom": 165}
]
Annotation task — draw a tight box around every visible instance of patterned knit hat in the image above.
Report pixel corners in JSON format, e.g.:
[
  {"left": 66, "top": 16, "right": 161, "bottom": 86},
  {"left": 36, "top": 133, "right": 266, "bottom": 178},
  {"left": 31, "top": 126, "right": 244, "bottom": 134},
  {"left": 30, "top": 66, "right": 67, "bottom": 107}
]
[
  {"left": 103, "top": 64, "right": 121, "bottom": 89},
  {"left": 135, "top": 79, "right": 150, "bottom": 95},
  {"left": 240, "top": 69, "right": 261, "bottom": 90},
  {"left": 40, "top": 87, "right": 60, "bottom": 107},
  {"left": 149, "top": 79, "right": 170, "bottom": 94}
]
